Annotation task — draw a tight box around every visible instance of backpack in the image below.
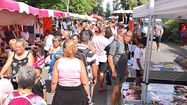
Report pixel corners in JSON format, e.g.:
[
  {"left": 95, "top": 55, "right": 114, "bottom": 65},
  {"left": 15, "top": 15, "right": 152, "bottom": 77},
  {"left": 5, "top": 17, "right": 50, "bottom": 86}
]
[
  {"left": 105, "top": 39, "right": 120, "bottom": 56},
  {"left": 8, "top": 91, "right": 37, "bottom": 105},
  {"left": 75, "top": 48, "right": 90, "bottom": 66}
]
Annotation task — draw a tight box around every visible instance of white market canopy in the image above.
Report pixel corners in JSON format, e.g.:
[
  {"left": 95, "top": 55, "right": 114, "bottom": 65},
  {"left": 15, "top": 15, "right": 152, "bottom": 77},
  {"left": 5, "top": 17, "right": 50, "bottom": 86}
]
[
  {"left": 133, "top": 0, "right": 187, "bottom": 19},
  {"left": 0, "top": 0, "right": 69, "bottom": 26},
  {"left": 70, "top": 13, "right": 96, "bottom": 21},
  {"left": 112, "top": 9, "right": 133, "bottom": 14}
]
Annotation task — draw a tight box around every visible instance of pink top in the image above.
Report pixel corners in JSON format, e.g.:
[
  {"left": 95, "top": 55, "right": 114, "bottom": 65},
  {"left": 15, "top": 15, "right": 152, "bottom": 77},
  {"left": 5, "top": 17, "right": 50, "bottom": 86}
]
[{"left": 57, "top": 58, "right": 81, "bottom": 87}]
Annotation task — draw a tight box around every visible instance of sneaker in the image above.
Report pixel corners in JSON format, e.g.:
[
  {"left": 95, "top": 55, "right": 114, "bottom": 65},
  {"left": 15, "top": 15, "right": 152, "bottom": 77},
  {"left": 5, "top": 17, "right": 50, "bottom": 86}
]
[{"left": 88, "top": 100, "right": 94, "bottom": 105}]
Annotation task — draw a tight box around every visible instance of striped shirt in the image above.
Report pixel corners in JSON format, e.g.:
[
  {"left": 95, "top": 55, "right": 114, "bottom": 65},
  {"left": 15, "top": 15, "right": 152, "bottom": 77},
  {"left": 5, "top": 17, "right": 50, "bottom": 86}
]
[{"left": 77, "top": 44, "right": 96, "bottom": 84}]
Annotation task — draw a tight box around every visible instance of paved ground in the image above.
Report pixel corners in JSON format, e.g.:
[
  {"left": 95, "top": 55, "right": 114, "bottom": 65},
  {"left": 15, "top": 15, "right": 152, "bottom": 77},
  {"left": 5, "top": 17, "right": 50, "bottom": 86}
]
[{"left": 42, "top": 42, "right": 187, "bottom": 105}]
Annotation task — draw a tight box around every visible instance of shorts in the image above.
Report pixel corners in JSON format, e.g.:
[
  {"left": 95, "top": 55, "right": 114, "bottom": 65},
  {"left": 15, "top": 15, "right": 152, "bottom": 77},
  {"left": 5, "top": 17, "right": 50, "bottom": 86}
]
[
  {"left": 136, "top": 70, "right": 142, "bottom": 77},
  {"left": 111, "top": 77, "right": 124, "bottom": 86},
  {"left": 155, "top": 36, "right": 161, "bottom": 43},
  {"left": 98, "top": 62, "right": 107, "bottom": 73}
]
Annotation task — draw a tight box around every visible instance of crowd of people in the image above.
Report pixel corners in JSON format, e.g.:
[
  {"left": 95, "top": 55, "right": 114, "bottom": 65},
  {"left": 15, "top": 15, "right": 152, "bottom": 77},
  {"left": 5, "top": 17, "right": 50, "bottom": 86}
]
[{"left": 0, "top": 18, "right": 151, "bottom": 105}]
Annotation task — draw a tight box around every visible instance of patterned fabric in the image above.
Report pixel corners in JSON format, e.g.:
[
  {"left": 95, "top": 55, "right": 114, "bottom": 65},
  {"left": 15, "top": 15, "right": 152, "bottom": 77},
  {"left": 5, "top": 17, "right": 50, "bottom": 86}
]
[
  {"left": 48, "top": 49, "right": 63, "bottom": 74},
  {"left": 77, "top": 44, "right": 96, "bottom": 84},
  {"left": 32, "top": 78, "right": 46, "bottom": 98},
  {"left": 11, "top": 52, "right": 29, "bottom": 78}
]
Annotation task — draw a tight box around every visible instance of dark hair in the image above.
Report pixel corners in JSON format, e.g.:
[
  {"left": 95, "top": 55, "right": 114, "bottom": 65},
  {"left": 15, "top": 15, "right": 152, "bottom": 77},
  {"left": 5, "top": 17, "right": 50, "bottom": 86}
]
[
  {"left": 35, "top": 67, "right": 42, "bottom": 73},
  {"left": 105, "top": 27, "right": 113, "bottom": 39},
  {"left": 71, "top": 34, "right": 80, "bottom": 41},
  {"left": 139, "top": 37, "right": 147, "bottom": 46},
  {"left": 45, "top": 29, "right": 51, "bottom": 34},
  {"left": 96, "top": 26, "right": 105, "bottom": 33}
]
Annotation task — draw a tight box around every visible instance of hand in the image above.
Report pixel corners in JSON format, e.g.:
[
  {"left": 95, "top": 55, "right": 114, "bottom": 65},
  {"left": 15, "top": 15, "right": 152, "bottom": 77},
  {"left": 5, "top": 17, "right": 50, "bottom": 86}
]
[
  {"left": 140, "top": 69, "right": 143, "bottom": 75},
  {"left": 112, "top": 71, "right": 117, "bottom": 78},
  {"left": 92, "top": 78, "right": 97, "bottom": 85}
]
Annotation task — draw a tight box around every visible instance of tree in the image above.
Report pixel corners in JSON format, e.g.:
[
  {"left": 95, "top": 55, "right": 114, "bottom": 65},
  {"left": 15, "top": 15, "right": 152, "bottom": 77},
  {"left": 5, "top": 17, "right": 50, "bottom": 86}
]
[
  {"left": 92, "top": 0, "right": 104, "bottom": 16},
  {"left": 16, "top": 0, "right": 97, "bottom": 14},
  {"left": 113, "top": 0, "right": 121, "bottom": 11},
  {"left": 113, "top": 0, "right": 148, "bottom": 10},
  {"left": 105, "top": 2, "right": 111, "bottom": 17},
  {"left": 136, "top": 0, "right": 148, "bottom": 6}
]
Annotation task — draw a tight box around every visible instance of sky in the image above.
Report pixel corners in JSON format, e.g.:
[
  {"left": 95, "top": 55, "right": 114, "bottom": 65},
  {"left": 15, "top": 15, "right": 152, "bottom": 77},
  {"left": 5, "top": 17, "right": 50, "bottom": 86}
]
[{"left": 102, "top": 0, "right": 113, "bottom": 12}]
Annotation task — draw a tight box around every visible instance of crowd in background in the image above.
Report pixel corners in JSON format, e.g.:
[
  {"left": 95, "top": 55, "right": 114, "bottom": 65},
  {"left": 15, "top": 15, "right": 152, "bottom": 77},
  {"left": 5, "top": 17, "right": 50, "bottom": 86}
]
[{"left": 0, "top": 18, "right": 154, "bottom": 105}]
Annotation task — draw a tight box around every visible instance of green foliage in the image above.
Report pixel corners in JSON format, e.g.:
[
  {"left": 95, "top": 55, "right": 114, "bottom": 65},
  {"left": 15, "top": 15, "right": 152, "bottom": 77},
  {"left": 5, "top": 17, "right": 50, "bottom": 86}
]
[
  {"left": 105, "top": 2, "right": 111, "bottom": 17},
  {"left": 16, "top": 0, "right": 97, "bottom": 14},
  {"left": 92, "top": 0, "right": 104, "bottom": 16},
  {"left": 163, "top": 19, "right": 179, "bottom": 42},
  {"left": 113, "top": 0, "right": 148, "bottom": 10},
  {"left": 113, "top": 0, "right": 120, "bottom": 11},
  {"left": 137, "top": 0, "right": 148, "bottom": 6}
]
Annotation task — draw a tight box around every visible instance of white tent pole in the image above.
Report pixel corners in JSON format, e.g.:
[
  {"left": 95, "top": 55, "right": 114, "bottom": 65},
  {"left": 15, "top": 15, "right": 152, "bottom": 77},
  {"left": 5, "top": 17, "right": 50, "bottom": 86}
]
[
  {"left": 142, "top": 15, "right": 152, "bottom": 104},
  {"left": 142, "top": 16, "right": 150, "bottom": 104},
  {"left": 142, "top": 0, "right": 155, "bottom": 104}
]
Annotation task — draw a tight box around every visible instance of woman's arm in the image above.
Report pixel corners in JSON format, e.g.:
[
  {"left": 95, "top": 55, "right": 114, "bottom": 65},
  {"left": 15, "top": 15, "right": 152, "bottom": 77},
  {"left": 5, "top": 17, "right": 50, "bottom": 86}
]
[
  {"left": 0, "top": 53, "right": 13, "bottom": 76},
  {"left": 80, "top": 60, "right": 90, "bottom": 97},
  {"left": 28, "top": 52, "right": 34, "bottom": 66},
  {"left": 51, "top": 59, "right": 59, "bottom": 93},
  {"left": 43, "top": 90, "right": 47, "bottom": 101}
]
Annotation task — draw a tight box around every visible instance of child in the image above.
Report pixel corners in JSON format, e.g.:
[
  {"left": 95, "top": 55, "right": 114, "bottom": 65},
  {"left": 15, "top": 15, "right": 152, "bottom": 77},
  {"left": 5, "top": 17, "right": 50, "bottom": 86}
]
[
  {"left": 133, "top": 38, "right": 146, "bottom": 86},
  {"left": 32, "top": 67, "right": 46, "bottom": 101}
]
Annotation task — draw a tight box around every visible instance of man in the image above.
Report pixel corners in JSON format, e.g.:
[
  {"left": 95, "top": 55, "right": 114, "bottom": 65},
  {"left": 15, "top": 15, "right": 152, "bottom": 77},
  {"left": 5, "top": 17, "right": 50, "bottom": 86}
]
[
  {"left": 44, "top": 30, "right": 54, "bottom": 57},
  {"left": 52, "top": 25, "right": 62, "bottom": 37},
  {"left": 108, "top": 31, "right": 132, "bottom": 105},
  {"left": 77, "top": 31, "right": 98, "bottom": 99},
  {"left": 154, "top": 24, "right": 164, "bottom": 51},
  {"left": 92, "top": 26, "right": 109, "bottom": 92}
]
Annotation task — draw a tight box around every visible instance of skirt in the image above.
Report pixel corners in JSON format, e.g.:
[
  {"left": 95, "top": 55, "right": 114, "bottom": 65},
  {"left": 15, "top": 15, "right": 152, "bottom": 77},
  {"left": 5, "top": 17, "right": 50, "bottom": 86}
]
[{"left": 52, "top": 84, "right": 88, "bottom": 105}]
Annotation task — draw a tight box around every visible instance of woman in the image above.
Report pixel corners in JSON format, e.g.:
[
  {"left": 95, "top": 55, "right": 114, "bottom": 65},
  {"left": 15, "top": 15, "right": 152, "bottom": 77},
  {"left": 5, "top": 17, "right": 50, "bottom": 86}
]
[
  {"left": 51, "top": 40, "right": 89, "bottom": 105},
  {"left": 0, "top": 39, "right": 34, "bottom": 89},
  {"left": 70, "top": 34, "right": 80, "bottom": 45},
  {"left": 3, "top": 66, "right": 46, "bottom": 105},
  {"left": 48, "top": 36, "right": 63, "bottom": 79}
]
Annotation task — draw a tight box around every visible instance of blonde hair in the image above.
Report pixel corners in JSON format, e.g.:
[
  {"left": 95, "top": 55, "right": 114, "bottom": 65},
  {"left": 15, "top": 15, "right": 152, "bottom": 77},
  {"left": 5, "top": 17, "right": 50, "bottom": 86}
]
[
  {"left": 63, "top": 40, "right": 77, "bottom": 58},
  {"left": 8, "top": 39, "right": 17, "bottom": 45},
  {"left": 126, "top": 31, "right": 133, "bottom": 37},
  {"left": 52, "top": 36, "right": 62, "bottom": 45},
  {"left": 16, "top": 38, "right": 28, "bottom": 47}
]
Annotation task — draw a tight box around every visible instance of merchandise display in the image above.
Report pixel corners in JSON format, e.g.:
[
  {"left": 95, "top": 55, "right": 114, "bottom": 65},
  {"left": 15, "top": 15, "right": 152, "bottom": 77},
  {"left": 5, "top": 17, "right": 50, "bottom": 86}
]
[
  {"left": 122, "top": 83, "right": 187, "bottom": 105},
  {"left": 128, "top": 61, "right": 187, "bottom": 83},
  {"left": 174, "top": 56, "right": 187, "bottom": 70},
  {"left": 121, "top": 82, "right": 142, "bottom": 105}
]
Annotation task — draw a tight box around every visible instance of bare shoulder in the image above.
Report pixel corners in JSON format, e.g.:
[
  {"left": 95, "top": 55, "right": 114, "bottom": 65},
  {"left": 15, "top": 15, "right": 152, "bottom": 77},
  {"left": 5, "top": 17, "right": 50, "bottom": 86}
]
[{"left": 8, "top": 52, "right": 14, "bottom": 58}]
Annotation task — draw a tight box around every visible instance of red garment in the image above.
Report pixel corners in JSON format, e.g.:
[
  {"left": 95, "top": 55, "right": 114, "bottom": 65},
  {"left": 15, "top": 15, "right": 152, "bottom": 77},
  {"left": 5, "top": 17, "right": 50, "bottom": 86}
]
[
  {"left": 43, "top": 17, "right": 52, "bottom": 33},
  {"left": 129, "top": 20, "right": 134, "bottom": 32}
]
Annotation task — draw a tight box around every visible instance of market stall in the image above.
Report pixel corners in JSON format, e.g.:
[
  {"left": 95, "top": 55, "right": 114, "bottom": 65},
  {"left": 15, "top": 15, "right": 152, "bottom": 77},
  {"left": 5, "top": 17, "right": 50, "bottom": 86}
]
[
  {"left": 0, "top": 0, "right": 39, "bottom": 26},
  {"left": 131, "top": 0, "right": 187, "bottom": 104}
]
